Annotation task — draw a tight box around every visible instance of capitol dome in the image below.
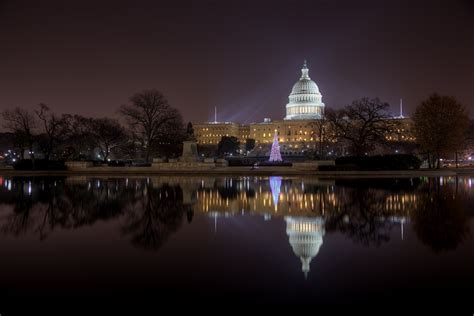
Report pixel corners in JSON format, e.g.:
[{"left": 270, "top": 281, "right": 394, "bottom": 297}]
[
  {"left": 285, "top": 216, "right": 325, "bottom": 279},
  {"left": 285, "top": 61, "right": 325, "bottom": 120},
  {"left": 290, "top": 75, "right": 320, "bottom": 95}
]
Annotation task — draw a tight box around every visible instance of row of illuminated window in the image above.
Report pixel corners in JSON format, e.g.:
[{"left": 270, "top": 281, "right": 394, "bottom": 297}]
[
  {"left": 252, "top": 125, "right": 308, "bottom": 132},
  {"left": 287, "top": 106, "right": 321, "bottom": 115},
  {"left": 254, "top": 133, "right": 315, "bottom": 140},
  {"left": 199, "top": 134, "right": 231, "bottom": 137},
  {"left": 198, "top": 134, "right": 249, "bottom": 138},
  {"left": 385, "top": 135, "right": 416, "bottom": 141},
  {"left": 200, "top": 128, "right": 237, "bottom": 132},
  {"left": 256, "top": 131, "right": 311, "bottom": 137}
]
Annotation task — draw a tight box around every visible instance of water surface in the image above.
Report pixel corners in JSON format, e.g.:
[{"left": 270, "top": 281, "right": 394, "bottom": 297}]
[{"left": 0, "top": 175, "right": 473, "bottom": 306}]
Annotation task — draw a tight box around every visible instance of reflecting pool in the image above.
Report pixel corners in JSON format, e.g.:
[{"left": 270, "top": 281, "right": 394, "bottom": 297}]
[{"left": 0, "top": 175, "right": 473, "bottom": 305}]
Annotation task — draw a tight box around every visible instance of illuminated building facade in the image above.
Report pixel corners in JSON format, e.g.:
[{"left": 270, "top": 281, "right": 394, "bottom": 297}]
[
  {"left": 386, "top": 117, "right": 416, "bottom": 142},
  {"left": 194, "top": 122, "right": 245, "bottom": 145},
  {"left": 249, "top": 119, "right": 322, "bottom": 154},
  {"left": 193, "top": 61, "right": 415, "bottom": 154},
  {"left": 284, "top": 60, "right": 325, "bottom": 120}
]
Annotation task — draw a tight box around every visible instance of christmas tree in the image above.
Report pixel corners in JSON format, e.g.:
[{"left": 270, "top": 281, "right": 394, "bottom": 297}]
[{"left": 269, "top": 132, "right": 283, "bottom": 162}]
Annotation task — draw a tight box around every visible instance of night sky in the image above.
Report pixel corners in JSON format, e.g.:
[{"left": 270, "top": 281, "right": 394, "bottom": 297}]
[{"left": 0, "top": 0, "right": 472, "bottom": 123}]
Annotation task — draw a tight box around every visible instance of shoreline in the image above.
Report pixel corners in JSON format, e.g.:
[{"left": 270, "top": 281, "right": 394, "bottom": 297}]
[{"left": 0, "top": 166, "right": 473, "bottom": 177}]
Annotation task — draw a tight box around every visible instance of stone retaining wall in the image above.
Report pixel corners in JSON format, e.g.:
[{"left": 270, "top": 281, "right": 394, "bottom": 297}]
[
  {"left": 64, "top": 160, "right": 332, "bottom": 171},
  {"left": 292, "top": 160, "right": 335, "bottom": 169},
  {"left": 152, "top": 162, "right": 215, "bottom": 169},
  {"left": 65, "top": 161, "right": 93, "bottom": 170}
]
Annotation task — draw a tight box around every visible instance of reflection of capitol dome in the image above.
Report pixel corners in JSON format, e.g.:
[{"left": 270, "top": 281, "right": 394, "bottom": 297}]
[
  {"left": 285, "top": 60, "right": 325, "bottom": 120},
  {"left": 285, "top": 216, "right": 325, "bottom": 278}
]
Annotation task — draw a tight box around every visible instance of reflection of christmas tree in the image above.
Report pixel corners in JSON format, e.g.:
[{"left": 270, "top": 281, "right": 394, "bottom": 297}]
[
  {"left": 269, "top": 132, "right": 282, "bottom": 162},
  {"left": 269, "top": 176, "right": 282, "bottom": 205}
]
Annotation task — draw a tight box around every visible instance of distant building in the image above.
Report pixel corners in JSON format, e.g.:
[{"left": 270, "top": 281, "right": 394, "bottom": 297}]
[
  {"left": 193, "top": 61, "right": 414, "bottom": 155},
  {"left": 194, "top": 121, "right": 229, "bottom": 145},
  {"left": 284, "top": 60, "right": 325, "bottom": 120},
  {"left": 386, "top": 117, "right": 416, "bottom": 143},
  {"left": 194, "top": 122, "right": 245, "bottom": 145}
]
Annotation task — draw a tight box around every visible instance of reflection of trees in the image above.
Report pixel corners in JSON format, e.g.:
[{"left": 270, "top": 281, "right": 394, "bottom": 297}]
[
  {"left": 324, "top": 178, "right": 422, "bottom": 246},
  {"left": 0, "top": 180, "right": 35, "bottom": 237},
  {"left": 334, "top": 178, "right": 422, "bottom": 191},
  {"left": 412, "top": 180, "right": 469, "bottom": 253},
  {"left": 33, "top": 179, "right": 70, "bottom": 240},
  {"left": 62, "top": 180, "right": 131, "bottom": 227},
  {"left": 0, "top": 178, "right": 189, "bottom": 251},
  {"left": 0, "top": 178, "right": 134, "bottom": 240},
  {"left": 121, "top": 183, "right": 187, "bottom": 250},
  {"left": 186, "top": 208, "right": 194, "bottom": 223},
  {"left": 0, "top": 176, "right": 471, "bottom": 253},
  {"left": 245, "top": 188, "right": 256, "bottom": 199},
  {"left": 218, "top": 185, "right": 238, "bottom": 199},
  {"left": 0, "top": 178, "right": 68, "bottom": 238},
  {"left": 325, "top": 188, "right": 396, "bottom": 246}
]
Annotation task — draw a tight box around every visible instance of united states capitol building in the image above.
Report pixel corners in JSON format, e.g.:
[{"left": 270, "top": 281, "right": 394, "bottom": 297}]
[{"left": 194, "top": 61, "right": 413, "bottom": 156}]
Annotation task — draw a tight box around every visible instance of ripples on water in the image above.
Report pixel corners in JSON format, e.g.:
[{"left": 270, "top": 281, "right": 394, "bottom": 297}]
[{"left": 0, "top": 175, "right": 473, "bottom": 305}]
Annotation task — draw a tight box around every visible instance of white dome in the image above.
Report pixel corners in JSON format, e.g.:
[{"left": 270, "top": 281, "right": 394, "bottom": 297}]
[
  {"left": 291, "top": 79, "right": 320, "bottom": 95},
  {"left": 285, "top": 61, "right": 325, "bottom": 120},
  {"left": 290, "top": 70, "right": 320, "bottom": 95}
]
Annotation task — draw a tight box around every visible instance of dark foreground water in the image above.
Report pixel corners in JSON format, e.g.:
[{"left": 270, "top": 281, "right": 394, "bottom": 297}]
[{"left": 0, "top": 175, "right": 473, "bottom": 307}]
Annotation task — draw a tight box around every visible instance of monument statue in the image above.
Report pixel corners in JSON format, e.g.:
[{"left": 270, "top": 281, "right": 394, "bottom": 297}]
[{"left": 180, "top": 122, "right": 199, "bottom": 162}]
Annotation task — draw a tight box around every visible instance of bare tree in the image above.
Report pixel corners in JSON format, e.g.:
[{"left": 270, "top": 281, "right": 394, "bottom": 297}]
[
  {"left": 463, "top": 119, "right": 474, "bottom": 161},
  {"left": 60, "top": 115, "right": 95, "bottom": 160},
  {"left": 2, "top": 107, "right": 37, "bottom": 165},
  {"left": 11, "top": 131, "right": 28, "bottom": 160},
  {"left": 58, "top": 115, "right": 128, "bottom": 161},
  {"left": 307, "top": 114, "right": 331, "bottom": 159},
  {"left": 326, "top": 98, "right": 396, "bottom": 156},
  {"left": 35, "top": 103, "right": 68, "bottom": 160},
  {"left": 119, "top": 89, "right": 183, "bottom": 161},
  {"left": 413, "top": 93, "right": 469, "bottom": 168},
  {"left": 88, "top": 118, "right": 127, "bottom": 162}
]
